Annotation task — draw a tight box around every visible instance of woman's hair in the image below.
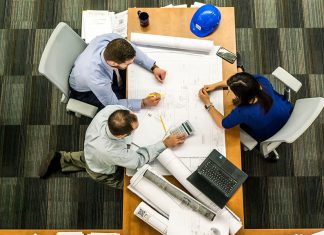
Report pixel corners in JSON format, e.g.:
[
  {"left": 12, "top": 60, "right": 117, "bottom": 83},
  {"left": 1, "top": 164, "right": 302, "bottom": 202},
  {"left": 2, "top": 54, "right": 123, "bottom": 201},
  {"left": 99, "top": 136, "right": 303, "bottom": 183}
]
[{"left": 227, "top": 72, "right": 273, "bottom": 113}]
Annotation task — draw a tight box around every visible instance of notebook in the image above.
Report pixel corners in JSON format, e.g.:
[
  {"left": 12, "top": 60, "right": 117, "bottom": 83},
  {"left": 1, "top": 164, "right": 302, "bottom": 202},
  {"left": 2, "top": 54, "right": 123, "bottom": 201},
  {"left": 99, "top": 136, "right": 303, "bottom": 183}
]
[{"left": 187, "top": 149, "right": 248, "bottom": 208}]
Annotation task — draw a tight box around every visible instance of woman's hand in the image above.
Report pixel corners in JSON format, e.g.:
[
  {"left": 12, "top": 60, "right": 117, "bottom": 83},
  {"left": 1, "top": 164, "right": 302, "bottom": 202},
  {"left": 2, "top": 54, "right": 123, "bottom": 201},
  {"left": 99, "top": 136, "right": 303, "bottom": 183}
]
[
  {"left": 203, "top": 83, "right": 217, "bottom": 92},
  {"left": 198, "top": 88, "right": 211, "bottom": 105}
]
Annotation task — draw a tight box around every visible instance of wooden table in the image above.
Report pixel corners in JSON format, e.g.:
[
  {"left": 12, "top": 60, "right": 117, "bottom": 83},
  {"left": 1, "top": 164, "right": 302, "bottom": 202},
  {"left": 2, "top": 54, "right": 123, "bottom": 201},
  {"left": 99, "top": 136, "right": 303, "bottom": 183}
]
[{"left": 123, "top": 7, "right": 241, "bottom": 235}]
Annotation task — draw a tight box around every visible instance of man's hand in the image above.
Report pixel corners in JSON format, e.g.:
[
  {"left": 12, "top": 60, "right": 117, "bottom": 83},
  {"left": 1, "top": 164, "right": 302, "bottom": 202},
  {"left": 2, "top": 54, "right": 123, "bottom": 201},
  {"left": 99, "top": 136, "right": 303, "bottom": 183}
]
[
  {"left": 163, "top": 134, "right": 186, "bottom": 148},
  {"left": 142, "top": 96, "right": 161, "bottom": 107},
  {"left": 153, "top": 67, "right": 166, "bottom": 83},
  {"left": 198, "top": 88, "right": 211, "bottom": 105}
]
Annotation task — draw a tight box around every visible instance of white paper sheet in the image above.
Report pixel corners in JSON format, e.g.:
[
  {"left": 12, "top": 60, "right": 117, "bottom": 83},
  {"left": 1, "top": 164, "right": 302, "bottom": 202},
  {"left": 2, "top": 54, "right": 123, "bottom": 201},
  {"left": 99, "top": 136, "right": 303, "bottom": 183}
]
[
  {"left": 190, "top": 2, "right": 205, "bottom": 8},
  {"left": 127, "top": 34, "right": 225, "bottom": 175},
  {"left": 312, "top": 231, "right": 324, "bottom": 235},
  {"left": 81, "top": 10, "right": 114, "bottom": 43},
  {"left": 167, "top": 207, "right": 229, "bottom": 235},
  {"left": 82, "top": 10, "right": 128, "bottom": 43},
  {"left": 112, "top": 10, "right": 128, "bottom": 38},
  {"left": 132, "top": 111, "right": 166, "bottom": 148}
]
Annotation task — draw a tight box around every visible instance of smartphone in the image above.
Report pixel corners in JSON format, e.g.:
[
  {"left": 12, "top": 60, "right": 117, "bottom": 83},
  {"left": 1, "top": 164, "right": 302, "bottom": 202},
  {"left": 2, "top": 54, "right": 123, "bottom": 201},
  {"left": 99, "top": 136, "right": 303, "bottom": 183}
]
[{"left": 216, "top": 47, "right": 237, "bottom": 64}]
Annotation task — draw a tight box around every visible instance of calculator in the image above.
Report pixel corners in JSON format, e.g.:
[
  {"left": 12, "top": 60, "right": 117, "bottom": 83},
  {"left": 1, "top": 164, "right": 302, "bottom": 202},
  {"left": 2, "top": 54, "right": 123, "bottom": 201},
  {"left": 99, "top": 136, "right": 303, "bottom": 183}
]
[{"left": 169, "top": 120, "right": 194, "bottom": 137}]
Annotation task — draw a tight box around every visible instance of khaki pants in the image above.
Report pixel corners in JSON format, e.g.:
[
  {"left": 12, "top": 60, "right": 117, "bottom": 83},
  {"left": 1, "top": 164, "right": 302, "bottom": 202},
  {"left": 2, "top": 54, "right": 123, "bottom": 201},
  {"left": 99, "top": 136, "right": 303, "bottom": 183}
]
[{"left": 60, "top": 151, "right": 124, "bottom": 189}]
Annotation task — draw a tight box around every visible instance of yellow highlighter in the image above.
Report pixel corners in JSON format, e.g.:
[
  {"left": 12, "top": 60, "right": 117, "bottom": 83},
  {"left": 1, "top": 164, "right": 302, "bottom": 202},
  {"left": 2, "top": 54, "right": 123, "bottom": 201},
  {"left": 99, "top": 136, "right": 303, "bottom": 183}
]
[
  {"left": 147, "top": 92, "right": 164, "bottom": 98},
  {"left": 159, "top": 115, "right": 167, "bottom": 133}
]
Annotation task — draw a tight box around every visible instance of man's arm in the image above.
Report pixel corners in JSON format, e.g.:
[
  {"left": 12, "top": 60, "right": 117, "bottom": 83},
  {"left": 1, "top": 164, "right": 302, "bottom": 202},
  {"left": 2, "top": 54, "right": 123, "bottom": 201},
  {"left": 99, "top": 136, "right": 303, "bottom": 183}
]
[
  {"left": 88, "top": 78, "right": 142, "bottom": 111},
  {"left": 107, "top": 141, "right": 167, "bottom": 170},
  {"left": 131, "top": 42, "right": 166, "bottom": 83},
  {"left": 103, "top": 135, "right": 186, "bottom": 170}
]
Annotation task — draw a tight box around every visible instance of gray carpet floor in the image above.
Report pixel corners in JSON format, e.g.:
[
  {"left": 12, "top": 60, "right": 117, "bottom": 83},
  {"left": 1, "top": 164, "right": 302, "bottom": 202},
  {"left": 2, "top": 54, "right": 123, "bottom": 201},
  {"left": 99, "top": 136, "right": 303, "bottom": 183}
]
[{"left": 0, "top": 0, "right": 323, "bottom": 229}]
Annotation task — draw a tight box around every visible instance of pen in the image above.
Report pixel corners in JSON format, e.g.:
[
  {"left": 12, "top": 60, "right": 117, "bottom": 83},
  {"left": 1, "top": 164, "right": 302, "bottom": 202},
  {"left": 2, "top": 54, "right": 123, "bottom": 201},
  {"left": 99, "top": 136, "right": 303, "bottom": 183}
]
[{"left": 159, "top": 115, "right": 167, "bottom": 133}]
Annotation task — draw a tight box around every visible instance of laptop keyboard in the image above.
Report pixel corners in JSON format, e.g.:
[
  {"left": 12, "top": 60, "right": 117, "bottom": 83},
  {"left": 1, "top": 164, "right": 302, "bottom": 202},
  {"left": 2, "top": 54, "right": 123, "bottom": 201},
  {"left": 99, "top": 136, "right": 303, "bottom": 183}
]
[{"left": 198, "top": 159, "right": 237, "bottom": 196}]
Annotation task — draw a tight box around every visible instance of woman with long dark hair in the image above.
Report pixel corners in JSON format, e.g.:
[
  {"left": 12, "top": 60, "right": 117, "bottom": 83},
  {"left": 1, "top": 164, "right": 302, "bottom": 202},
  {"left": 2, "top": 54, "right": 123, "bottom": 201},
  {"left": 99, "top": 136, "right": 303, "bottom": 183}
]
[{"left": 198, "top": 64, "right": 293, "bottom": 144}]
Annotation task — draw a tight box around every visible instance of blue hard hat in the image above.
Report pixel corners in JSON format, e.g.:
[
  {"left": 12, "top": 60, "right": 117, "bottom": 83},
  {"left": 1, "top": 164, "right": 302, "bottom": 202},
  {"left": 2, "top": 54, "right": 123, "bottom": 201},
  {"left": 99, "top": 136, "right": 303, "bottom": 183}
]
[{"left": 190, "top": 4, "right": 221, "bottom": 37}]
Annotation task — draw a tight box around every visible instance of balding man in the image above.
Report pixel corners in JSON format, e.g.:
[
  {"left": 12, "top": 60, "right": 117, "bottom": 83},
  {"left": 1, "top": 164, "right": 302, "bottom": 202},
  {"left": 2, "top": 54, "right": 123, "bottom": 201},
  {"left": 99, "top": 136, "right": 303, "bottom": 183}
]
[{"left": 39, "top": 105, "right": 186, "bottom": 189}]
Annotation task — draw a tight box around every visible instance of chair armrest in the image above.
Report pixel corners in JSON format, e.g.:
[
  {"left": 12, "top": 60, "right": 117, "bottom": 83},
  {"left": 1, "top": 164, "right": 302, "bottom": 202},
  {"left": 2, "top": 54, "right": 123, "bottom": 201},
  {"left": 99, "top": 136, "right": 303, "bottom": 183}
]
[
  {"left": 240, "top": 129, "right": 258, "bottom": 151},
  {"left": 66, "top": 98, "right": 98, "bottom": 118},
  {"left": 272, "top": 67, "right": 302, "bottom": 93}
]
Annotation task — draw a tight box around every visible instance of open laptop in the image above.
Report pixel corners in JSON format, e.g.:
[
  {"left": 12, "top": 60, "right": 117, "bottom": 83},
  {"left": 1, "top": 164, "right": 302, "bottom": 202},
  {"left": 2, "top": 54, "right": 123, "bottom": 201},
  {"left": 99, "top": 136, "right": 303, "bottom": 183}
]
[{"left": 187, "top": 149, "right": 248, "bottom": 208}]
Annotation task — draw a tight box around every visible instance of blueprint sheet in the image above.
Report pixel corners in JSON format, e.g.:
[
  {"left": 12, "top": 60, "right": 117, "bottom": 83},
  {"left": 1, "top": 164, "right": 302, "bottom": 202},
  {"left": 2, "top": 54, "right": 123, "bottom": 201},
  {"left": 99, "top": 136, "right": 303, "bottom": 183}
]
[{"left": 128, "top": 46, "right": 226, "bottom": 175}]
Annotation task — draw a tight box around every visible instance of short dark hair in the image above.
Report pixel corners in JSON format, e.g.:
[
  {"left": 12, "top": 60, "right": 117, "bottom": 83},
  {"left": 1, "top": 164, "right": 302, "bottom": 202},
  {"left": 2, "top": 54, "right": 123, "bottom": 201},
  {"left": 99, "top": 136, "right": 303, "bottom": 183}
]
[
  {"left": 227, "top": 72, "right": 273, "bottom": 113},
  {"left": 108, "top": 109, "right": 138, "bottom": 136},
  {"left": 103, "top": 38, "right": 136, "bottom": 64}
]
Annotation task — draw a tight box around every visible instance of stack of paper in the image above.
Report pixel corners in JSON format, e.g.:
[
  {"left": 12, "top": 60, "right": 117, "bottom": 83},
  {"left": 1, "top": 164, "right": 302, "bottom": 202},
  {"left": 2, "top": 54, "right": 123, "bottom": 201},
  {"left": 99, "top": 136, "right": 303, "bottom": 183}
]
[
  {"left": 81, "top": 10, "right": 114, "bottom": 43},
  {"left": 81, "top": 10, "right": 128, "bottom": 43}
]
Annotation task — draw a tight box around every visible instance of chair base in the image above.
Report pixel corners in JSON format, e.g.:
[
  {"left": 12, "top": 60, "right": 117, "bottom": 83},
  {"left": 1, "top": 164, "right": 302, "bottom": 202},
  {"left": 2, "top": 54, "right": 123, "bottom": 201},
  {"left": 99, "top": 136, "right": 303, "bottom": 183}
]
[{"left": 264, "top": 150, "right": 279, "bottom": 160}]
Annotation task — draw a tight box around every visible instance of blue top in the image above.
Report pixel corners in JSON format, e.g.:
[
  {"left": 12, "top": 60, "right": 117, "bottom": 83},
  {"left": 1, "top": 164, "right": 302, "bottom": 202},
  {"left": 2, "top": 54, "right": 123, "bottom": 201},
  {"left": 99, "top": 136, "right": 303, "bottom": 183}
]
[
  {"left": 69, "top": 33, "right": 156, "bottom": 111},
  {"left": 222, "top": 75, "right": 293, "bottom": 142}
]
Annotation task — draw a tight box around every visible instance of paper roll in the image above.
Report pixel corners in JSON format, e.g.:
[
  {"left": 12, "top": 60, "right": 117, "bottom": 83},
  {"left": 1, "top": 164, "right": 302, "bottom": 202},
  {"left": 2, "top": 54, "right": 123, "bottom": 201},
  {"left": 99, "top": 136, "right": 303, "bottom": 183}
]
[
  {"left": 134, "top": 202, "right": 169, "bottom": 235},
  {"left": 131, "top": 33, "right": 214, "bottom": 53},
  {"left": 158, "top": 149, "right": 222, "bottom": 214}
]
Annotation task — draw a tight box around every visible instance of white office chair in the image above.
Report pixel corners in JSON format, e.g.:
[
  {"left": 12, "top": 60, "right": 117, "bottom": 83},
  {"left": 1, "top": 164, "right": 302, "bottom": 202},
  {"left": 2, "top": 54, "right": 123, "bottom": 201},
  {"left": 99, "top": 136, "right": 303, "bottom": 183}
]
[
  {"left": 240, "top": 67, "right": 324, "bottom": 159},
  {"left": 38, "top": 22, "right": 98, "bottom": 118}
]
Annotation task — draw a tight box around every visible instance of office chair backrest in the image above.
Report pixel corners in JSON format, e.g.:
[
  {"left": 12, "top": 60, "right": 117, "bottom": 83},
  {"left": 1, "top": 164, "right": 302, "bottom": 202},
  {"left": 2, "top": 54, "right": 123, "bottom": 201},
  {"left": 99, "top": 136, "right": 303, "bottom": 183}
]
[
  {"left": 260, "top": 97, "right": 324, "bottom": 155},
  {"left": 38, "top": 22, "right": 87, "bottom": 97}
]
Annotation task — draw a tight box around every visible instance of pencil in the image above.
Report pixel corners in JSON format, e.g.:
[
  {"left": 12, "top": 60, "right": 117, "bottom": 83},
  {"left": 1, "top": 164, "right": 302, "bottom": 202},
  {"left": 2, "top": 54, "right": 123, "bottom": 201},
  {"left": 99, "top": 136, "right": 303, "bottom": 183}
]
[{"left": 159, "top": 115, "right": 167, "bottom": 133}]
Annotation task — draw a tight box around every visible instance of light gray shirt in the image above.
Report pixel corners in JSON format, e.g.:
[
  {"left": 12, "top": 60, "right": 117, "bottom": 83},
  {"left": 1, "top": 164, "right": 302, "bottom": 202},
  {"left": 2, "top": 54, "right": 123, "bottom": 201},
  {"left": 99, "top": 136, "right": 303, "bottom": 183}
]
[
  {"left": 69, "top": 33, "right": 156, "bottom": 111},
  {"left": 84, "top": 105, "right": 166, "bottom": 175}
]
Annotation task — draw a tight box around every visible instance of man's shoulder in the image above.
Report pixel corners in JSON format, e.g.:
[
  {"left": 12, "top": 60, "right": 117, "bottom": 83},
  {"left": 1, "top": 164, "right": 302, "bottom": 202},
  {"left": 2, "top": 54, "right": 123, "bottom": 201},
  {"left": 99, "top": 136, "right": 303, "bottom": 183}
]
[{"left": 94, "top": 105, "right": 129, "bottom": 119}]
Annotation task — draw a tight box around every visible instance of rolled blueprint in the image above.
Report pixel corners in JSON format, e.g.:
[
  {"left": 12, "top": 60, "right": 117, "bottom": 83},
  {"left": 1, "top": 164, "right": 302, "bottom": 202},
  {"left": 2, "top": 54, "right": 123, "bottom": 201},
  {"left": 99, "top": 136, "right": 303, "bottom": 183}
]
[
  {"left": 157, "top": 149, "right": 242, "bottom": 235},
  {"left": 129, "top": 165, "right": 181, "bottom": 218},
  {"left": 144, "top": 169, "right": 215, "bottom": 221},
  {"left": 134, "top": 202, "right": 169, "bottom": 235},
  {"left": 131, "top": 33, "right": 214, "bottom": 53},
  {"left": 157, "top": 149, "right": 222, "bottom": 213}
]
